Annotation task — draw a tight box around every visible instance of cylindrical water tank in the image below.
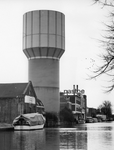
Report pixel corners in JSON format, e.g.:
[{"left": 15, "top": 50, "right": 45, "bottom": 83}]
[
  {"left": 23, "top": 10, "right": 65, "bottom": 113},
  {"left": 23, "top": 10, "right": 65, "bottom": 59}
]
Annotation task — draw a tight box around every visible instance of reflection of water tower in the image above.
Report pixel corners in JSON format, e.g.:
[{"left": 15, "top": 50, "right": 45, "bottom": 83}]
[{"left": 23, "top": 10, "right": 65, "bottom": 113}]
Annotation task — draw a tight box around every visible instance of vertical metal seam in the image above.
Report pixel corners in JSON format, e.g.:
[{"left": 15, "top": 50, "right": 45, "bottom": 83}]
[
  {"left": 31, "top": 11, "right": 35, "bottom": 57},
  {"left": 23, "top": 15, "right": 24, "bottom": 50},
  {"left": 64, "top": 14, "right": 65, "bottom": 50},
  {"left": 57, "top": 49, "right": 61, "bottom": 58},
  {"left": 52, "top": 11, "right": 57, "bottom": 58},
  {"left": 39, "top": 11, "right": 41, "bottom": 56},
  {"left": 47, "top": 10, "right": 49, "bottom": 57},
  {"left": 25, "top": 13, "right": 27, "bottom": 49},
  {"left": 61, "top": 13, "right": 62, "bottom": 49},
  {"left": 47, "top": 10, "right": 49, "bottom": 47},
  {"left": 52, "top": 49, "right": 56, "bottom": 57},
  {"left": 58, "top": 49, "right": 64, "bottom": 58},
  {"left": 31, "top": 11, "right": 33, "bottom": 48},
  {"left": 55, "top": 11, "right": 57, "bottom": 48},
  {"left": 39, "top": 11, "right": 41, "bottom": 47}
]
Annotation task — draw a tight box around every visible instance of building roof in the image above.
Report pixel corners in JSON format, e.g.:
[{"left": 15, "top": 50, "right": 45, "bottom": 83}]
[
  {"left": 0, "top": 82, "right": 28, "bottom": 98},
  {"left": 36, "top": 98, "right": 44, "bottom": 106}
]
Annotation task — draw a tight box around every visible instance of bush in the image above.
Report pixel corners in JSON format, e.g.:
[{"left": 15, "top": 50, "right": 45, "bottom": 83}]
[
  {"left": 45, "top": 112, "right": 58, "bottom": 127},
  {"left": 60, "top": 107, "right": 74, "bottom": 124}
]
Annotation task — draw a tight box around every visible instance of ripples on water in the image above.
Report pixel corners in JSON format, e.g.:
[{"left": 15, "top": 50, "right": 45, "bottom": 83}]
[{"left": 0, "top": 122, "right": 114, "bottom": 150}]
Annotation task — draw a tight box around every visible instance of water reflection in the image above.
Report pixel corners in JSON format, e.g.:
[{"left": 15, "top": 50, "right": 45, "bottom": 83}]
[
  {"left": 0, "top": 131, "right": 13, "bottom": 150},
  {"left": 0, "top": 130, "right": 46, "bottom": 150},
  {"left": 87, "top": 123, "right": 114, "bottom": 150},
  {"left": 45, "top": 129, "right": 60, "bottom": 150},
  {"left": 60, "top": 129, "right": 87, "bottom": 150},
  {"left": 0, "top": 122, "right": 114, "bottom": 150},
  {"left": 13, "top": 130, "right": 45, "bottom": 150}
]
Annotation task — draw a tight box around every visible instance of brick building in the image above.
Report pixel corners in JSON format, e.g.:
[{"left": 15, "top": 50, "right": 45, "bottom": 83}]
[{"left": 0, "top": 81, "right": 44, "bottom": 123}]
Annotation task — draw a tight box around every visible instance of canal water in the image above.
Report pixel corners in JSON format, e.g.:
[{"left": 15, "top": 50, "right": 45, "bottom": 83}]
[{"left": 0, "top": 122, "right": 114, "bottom": 150}]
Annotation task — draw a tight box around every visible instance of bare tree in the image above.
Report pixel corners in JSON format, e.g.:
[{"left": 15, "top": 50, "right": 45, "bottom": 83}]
[
  {"left": 100, "top": 100, "right": 112, "bottom": 119},
  {"left": 93, "top": 0, "right": 114, "bottom": 7},
  {"left": 91, "top": 0, "right": 114, "bottom": 92}
]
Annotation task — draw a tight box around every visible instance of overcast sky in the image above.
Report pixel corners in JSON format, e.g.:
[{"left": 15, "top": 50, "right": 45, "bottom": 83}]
[{"left": 0, "top": 0, "right": 114, "bottom": 111}]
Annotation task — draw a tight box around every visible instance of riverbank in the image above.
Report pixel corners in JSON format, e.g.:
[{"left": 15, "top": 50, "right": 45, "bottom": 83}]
[{"left": 0, "top": 123, "right": 14, "bottom": 131}]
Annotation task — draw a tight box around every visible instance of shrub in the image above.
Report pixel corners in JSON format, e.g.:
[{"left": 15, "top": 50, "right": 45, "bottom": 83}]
[
  {"left": 60, "top": 107, "right": 74, "bottom": 124},
  {"left": 45, "top": 112, "right": 58, "bottom": 127}
]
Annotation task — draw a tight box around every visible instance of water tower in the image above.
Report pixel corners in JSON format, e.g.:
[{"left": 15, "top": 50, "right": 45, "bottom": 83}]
[{"left": 23, "top": 10, "right": 65, "bottom": 113}]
